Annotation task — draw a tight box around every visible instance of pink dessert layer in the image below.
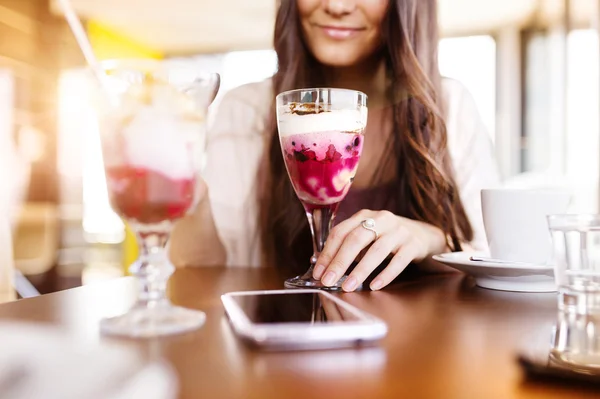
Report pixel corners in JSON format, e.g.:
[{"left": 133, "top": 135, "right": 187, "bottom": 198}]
[
  {"left": 105, "top": 166, "right": 195, "bottom": 225},
  {"left": 281, "top": 130, "right": 363, "bottom": 207}
]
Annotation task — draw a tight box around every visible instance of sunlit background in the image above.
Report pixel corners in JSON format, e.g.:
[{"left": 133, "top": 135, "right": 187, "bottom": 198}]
[{"left": 1, "top": 0, "right": 600, "bottom": 295}]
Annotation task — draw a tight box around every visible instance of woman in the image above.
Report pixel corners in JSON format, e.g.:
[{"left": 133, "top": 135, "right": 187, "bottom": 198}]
[{"left": 170, "top": 0, "right": 499, "bottom": 291}]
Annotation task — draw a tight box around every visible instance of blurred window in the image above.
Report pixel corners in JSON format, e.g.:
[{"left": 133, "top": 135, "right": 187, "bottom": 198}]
[
  {"left": 566, "top": 29, "right": 599, "bottom": 211},
  {"left": 521, "top": 27, "right": 599, "bottom": 211},
  {"left": 438, "top": 35, "right": 497, "bottom": 142}
]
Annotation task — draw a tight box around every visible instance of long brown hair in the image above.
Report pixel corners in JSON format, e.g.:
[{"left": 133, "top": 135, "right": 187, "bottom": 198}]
[{"left": 260, "top": 0, "right": 473, "bottom": 275}]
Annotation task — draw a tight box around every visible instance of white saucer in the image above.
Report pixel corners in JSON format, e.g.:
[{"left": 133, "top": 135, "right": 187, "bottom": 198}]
[{"left": 432, "top": 252, "right": 556, "bottom": 293}]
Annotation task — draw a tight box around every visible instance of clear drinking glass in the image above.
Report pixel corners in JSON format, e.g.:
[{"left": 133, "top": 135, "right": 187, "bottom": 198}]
[
  {"left": 94, "top": 59, "right": 220, "bottom": 337},
  {"left": 550, "top": 310, "right": 600, "bottom": 372},
  {"left": 548, "top": 214, "right": 600, "bottom": 315},
  {"left": 275, "top": 88, "right": 368, "bottom": 290}
]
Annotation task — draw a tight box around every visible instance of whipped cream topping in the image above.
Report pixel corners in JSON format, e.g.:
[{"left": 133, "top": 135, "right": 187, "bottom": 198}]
[
  {"left": 102, "top": 81, "right": 207, "bottom": 180},
  {"left": 120, "top": 106, "right": 204, "bottom": 180},
  {"left": 277, "top": 107, "right": 367, "bottom": 136}
]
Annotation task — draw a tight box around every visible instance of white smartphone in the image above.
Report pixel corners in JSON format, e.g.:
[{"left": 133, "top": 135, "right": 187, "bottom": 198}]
[{"left": 221, "top": 289, "right": 387, "bottom": 351}]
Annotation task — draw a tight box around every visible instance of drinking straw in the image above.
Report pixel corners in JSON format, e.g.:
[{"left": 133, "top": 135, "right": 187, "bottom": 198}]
[{"left": 55, "top": 0, "right": 112, "bottom": 93}]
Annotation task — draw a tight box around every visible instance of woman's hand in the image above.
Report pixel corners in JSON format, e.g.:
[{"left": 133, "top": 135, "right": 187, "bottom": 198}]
[{"left": 312, "top": 210, "right": 448, "bottom": 292}]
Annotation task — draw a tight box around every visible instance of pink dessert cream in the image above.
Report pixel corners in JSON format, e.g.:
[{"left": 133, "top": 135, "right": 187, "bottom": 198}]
[
  {"left": 105, "top": 166, "right": 195, "bottom": 225},
  {"left": 278, "top": 105, "right": 367, "bottom": 213}
]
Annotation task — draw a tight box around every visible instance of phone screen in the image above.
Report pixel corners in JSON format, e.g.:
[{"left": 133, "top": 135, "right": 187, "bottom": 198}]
[{"left": 231, "top": 292, "right": 363, "bottom": 324}]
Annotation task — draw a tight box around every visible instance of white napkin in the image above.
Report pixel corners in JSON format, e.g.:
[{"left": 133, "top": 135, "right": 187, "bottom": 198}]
[{"left": 0, "top": 322, "right": 178, "bottom": 399}]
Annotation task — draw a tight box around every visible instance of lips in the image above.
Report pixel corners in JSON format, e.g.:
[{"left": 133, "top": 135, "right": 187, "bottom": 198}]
[{"left": 316, "top": 25, "right": 365, "bottom": 39}]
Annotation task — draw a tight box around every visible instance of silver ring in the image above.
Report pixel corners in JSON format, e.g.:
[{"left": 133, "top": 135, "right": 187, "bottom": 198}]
[{"left": 361, "top": 218, "right": 378, "bottom": 241}]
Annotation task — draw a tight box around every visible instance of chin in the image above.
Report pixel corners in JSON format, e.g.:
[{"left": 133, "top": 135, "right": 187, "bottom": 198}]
[
  {"left": 309, "top": 44, "right": 366, "bottom": 68},
  {"left": 313, "top": 53, "right": 361, "bottom": 68}
]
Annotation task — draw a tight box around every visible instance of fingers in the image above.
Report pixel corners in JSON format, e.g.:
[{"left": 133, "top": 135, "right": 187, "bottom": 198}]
[
  {"left": 342, "top": 229, "right": 408, "bottom": 292},
  {"left": 313, "top": 209, "right": 423, "bottom": 291},
  {"left": 313, "top": 210, "right": 372, "bottom": 280},
  {"left": 369, "top": 244, "right": 418, "bottom": 291},
  {"left": 319, "top": 219, "right": 380, "bottom": 287}
]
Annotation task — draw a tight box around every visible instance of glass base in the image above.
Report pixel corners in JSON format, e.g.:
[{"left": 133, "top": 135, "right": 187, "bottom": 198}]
[
  {"left": 100, "top": 301, "right": 206, "bottom": 338},
  {"left": 284, "top": 274, "right": 362, "bottom": 291}
]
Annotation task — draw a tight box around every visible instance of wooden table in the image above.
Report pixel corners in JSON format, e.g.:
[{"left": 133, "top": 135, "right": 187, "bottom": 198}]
[{"left": 0, "top": 268, "right": 596, "bottom": 399}]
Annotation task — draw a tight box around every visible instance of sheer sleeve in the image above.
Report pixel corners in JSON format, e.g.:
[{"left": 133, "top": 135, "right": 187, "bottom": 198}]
[
  {"left": 443, "top": 79, "right": 501, "bottom": 252},
  {"left": 203, "top": 80, "right": 271, "bottom": 267}
]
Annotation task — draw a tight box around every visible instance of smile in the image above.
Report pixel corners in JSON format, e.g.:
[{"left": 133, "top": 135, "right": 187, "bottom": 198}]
[{"left": 316, "top": 25, "right": 365, "bottom": 39}]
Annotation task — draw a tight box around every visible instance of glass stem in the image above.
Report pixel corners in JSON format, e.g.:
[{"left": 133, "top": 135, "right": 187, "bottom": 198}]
[
  {"left": 129, "top": 231, "right": 174, "bottom": 306},
  {"left": 305, "top": 206, "right": 336, "bottom": 277}
]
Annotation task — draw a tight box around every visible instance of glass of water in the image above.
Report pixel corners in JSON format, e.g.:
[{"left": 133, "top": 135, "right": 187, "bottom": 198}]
[
  {"left": 550, "top": 311, "right": 600, "bottom": 371},
  {"left": 548, "top": 214, "right": 600, "bottom": 314}
]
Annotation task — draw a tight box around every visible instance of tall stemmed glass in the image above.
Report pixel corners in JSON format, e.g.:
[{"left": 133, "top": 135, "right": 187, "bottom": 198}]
[
  {"left": 276, "top": 88, "right": 368, "bottom": 290},
  {"left": 95, "top": 59, "right": 220, "bottom": 337}
]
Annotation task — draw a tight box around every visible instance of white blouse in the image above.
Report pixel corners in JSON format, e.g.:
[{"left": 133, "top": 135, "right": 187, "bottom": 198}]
[{"left": 204, "top": 78, "right": 500, "bottom": 267}]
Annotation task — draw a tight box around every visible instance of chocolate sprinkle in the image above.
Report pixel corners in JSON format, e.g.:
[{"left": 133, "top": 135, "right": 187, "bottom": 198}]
[{"left": 289, "top": 102, "right": 331, "bottom": 115}]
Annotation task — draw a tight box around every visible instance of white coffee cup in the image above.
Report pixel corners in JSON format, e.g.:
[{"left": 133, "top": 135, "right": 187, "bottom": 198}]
[{"left": 481, "top": 189, "right": 571, "bottom": 265}]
